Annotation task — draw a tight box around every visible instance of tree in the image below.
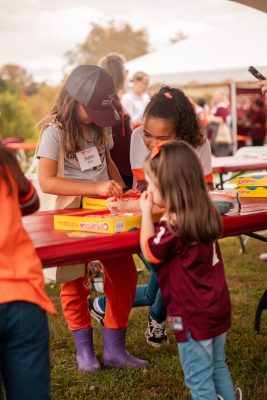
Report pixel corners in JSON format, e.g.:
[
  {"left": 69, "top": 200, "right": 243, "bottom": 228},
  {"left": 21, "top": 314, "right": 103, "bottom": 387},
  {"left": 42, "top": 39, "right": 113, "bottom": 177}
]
[
  {"left": 1, "top": 64, "right": 32, "bottom": 87},
  {"left": 65, "top": 20, "right": 150, "bottom": 67},
  {"left": 0, "top": 64, "right": 39, "bottom": 95},
  {"left": 24, "top": 84, "right": 58, "bottom": 123},
  {"left": 0, "top": 92, "right": 38, "bottom": 140}
]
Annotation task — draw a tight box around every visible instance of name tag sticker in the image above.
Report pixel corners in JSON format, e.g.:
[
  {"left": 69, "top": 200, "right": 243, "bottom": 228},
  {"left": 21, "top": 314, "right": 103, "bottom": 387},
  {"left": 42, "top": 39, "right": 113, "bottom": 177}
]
[{"left": 76, "top": 147, "right": 102, "bottom": 171}]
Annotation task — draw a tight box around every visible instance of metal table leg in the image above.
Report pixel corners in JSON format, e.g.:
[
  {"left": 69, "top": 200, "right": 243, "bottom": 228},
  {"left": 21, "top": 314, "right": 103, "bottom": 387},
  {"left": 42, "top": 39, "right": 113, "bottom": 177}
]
[{"left": 254, "top": 289, "right": 267, "bottom": 334}]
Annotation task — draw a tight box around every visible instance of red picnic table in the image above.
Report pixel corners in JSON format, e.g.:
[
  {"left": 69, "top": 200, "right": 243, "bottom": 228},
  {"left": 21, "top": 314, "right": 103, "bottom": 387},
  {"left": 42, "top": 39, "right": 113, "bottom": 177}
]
[
  {"left": 23, "top": 198, "right": 267, "bottom": 333},
  {"left": 5, "top": 142, "right": 37, "bottom": 151},
  {"left": 5, "top": 142, "right": 37, "bottom": 169},
  {"left": 23, "top": 198, "right": 267, "bottom": 267}
]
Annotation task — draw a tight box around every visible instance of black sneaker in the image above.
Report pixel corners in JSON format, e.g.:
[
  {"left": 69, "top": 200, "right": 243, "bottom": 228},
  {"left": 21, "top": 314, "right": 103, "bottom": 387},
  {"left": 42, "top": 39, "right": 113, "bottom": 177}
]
[
  {"left": 88, "top": 298, "right": 105, "bottom": 325},
  {"left": 145, "top": 316, "right": 169, "bottom": 348}
]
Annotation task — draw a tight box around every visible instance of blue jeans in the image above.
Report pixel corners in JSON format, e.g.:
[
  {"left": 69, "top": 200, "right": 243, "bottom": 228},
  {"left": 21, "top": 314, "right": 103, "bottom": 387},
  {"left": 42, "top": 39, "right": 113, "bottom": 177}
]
[
  {"left": 98, "top": 255, "right": 167, "bottom": 323},
  {"left": 0, "top": 301, "right": 50, "bottom": 400},
  {"left": 178, "top": 332, "right": 235, "bottom": 400}
]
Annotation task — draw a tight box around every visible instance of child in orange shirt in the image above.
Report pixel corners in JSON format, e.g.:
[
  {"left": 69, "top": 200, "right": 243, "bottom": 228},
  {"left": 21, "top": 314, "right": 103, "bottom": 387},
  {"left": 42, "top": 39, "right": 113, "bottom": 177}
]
[{"left": 0, "top": 145, "right": 56, "bottom": 400}]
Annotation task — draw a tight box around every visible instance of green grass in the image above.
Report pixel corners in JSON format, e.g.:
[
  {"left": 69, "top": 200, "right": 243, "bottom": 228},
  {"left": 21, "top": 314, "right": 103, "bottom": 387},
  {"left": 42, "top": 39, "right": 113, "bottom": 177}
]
[{"left": 47, "top": 237, "right": 267, "bottom": 399}]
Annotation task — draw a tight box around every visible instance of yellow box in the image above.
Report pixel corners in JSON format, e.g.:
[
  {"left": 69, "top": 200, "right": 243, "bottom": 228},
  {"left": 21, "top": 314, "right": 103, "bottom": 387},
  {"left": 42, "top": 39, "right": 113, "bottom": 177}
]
[
  {"left": 82, "top": 194, "right": 140, "bottom": 210},
  {"left": 237, "top": 186, "right": 267, "bottom": 198},
  {"left": 235, "top": 172, "right": 267, "bottom": 187},
  {"left": 54, "top": 209, "right": 163, "bottom": 234}
]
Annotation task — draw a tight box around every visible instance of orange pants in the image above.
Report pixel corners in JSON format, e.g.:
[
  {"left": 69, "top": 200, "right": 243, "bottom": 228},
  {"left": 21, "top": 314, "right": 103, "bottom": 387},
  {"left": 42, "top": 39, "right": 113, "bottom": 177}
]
[{"left": 60, "top": 255, "right": 137, "bottom": 331}]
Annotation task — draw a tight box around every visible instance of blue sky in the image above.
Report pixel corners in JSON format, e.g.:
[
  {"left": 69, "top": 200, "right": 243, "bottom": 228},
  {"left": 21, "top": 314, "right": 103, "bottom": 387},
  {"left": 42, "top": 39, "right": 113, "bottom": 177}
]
[{"left": 0, "top": 0, "right": 252, "bottom": 83}]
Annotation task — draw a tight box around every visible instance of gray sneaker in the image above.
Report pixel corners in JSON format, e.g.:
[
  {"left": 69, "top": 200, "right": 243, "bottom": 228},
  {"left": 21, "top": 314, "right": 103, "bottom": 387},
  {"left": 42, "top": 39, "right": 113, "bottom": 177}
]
[
  {"left": 145, "top": 316, "right": 169, "bottom": 348},
  {"left": 88, "top": 298, "right": 105, "bottom": 325}
]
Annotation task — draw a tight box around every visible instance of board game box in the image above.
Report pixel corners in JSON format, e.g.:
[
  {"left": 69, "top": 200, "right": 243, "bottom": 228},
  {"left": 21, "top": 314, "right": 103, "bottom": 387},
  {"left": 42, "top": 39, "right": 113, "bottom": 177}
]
[
  {"left": 82, "top": 193, "right": 140, "bottom": 210},
  {"left": 54, "top": 209, "right": 163, "bottom": 234},
  {"left": 235, "top": 173, "right": 267, "bottom": 197}
]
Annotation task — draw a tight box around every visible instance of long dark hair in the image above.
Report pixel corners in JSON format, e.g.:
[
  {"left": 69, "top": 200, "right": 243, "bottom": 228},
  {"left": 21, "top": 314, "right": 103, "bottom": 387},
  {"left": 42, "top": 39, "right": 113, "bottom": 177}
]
[
  {"left": 144, "top": 86, "right": 204, "bottom": 148},
  {"left": 144, "top": 140, "right": 222, "bottom": 245},
  {"left": 0, "top": 145, "right": 28, "bottom": 195}
]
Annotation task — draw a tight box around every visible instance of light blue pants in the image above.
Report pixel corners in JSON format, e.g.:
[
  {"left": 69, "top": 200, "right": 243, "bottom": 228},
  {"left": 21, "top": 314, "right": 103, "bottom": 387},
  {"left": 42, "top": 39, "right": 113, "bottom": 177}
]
[
  {"left": 98, "top": 256, "right": 167, "bottom": 323},
  {"left": 178, "top": 332, "right": 235, "bottom": 400}
]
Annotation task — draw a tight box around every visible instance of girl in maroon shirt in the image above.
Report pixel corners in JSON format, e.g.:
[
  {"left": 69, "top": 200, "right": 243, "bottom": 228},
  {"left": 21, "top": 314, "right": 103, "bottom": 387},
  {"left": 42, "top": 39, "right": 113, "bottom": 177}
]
[{"left": 140, "top": 140, "right": 240, "bottom": 400}]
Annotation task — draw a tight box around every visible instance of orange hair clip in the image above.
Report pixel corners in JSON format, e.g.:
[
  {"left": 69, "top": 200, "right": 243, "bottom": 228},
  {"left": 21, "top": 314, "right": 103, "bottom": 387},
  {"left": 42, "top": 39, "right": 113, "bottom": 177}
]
[
  {"left": 164, "top": 92, "right": 173, "bottom": 99},
  {"left": 150, "top": 140, "right": 172, "bottom": 159}
]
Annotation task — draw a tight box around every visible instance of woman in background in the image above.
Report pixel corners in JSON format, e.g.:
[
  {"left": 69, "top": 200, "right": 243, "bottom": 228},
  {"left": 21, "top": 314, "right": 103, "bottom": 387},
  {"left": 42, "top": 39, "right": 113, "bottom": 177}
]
[
  {"left": 98, "top": 53, "right": 133, "bottom": 189},
  {"left": 122, "top": 71, "right": 150, "bottom": 128},
  {"left": 247, "top": 98, "right": 266, "bottom": 146}
]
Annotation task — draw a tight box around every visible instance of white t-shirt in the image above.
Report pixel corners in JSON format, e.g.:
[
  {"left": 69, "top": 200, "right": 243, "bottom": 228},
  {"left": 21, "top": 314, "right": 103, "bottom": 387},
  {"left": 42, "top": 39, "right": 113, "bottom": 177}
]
[
  {"left": 37, "top": 125, "right": 113, "bottom": 182},
  {"left": 130, "top": 126, "right": 213, "bottom": 184},
  {"left": 121, "top": 91, "right": 150, "bottom": 124}
]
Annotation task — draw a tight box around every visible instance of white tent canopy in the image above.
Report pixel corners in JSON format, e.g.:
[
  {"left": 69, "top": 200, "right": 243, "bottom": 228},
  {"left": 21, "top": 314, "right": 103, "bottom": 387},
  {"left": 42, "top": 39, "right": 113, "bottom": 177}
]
[{"left": 126, "top": 9, "right": 267, "bottom": 85}]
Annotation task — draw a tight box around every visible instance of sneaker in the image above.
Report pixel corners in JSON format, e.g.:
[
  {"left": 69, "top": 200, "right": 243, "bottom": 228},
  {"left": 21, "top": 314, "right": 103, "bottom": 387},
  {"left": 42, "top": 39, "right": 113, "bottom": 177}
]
[
  {"left": 88, "top": 298, "right": 105, "bottom": 325},
  {"left": 145, "top": 316, "right": 169, "bottom": 348},
  {"left": 235, "top": 387, "right": 243, "bottom": 400}
]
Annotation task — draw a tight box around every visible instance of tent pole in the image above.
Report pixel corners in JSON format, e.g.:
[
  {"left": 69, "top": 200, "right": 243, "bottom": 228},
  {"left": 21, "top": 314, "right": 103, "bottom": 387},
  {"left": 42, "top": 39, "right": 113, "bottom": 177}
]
[{"left": 230, "top": 80, "right": 237, "bottom": 154}]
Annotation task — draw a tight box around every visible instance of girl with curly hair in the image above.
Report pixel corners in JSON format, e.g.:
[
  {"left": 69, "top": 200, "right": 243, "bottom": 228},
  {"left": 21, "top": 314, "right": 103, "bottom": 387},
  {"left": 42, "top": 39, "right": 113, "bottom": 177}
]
[{"left": 90, "top": 86, "right": 213, "bottom": 348}]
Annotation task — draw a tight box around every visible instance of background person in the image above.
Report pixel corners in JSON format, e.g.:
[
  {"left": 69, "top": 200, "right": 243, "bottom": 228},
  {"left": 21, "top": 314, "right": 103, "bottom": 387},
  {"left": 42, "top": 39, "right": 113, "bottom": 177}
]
[
  {"left": 206, "top": 88, "right": 232, "bottom": 156},
  {"left": 257, "top": 79, "right": 267, "bottom": 261},
  {"left": 246, "top": 98, "right": 266, "bottom": 146},
  {"left": 98, "top": 52, "right": 133, "bottom": 189},
  {"left": 37, "top": 65, "right": 148, "bottom": 372},
  {"left": 0, "top": 145, "right": 56, "bottom": 400},
  {"left": 121, "top": 71, "right": 150, "bottom": 128},
  {"left": 258, "top": 79, "right": 267, "bottom": 97}
]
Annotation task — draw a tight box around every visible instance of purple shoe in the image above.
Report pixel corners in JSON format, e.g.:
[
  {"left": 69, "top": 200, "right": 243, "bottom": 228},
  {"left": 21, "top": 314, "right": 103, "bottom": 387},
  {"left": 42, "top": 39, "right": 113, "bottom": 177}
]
[
  {"left": 72, "top": 328, "right": 101, "bottom": 372},
  {"left": 101, "top": 326, "right": 149, "bottom": 369}
]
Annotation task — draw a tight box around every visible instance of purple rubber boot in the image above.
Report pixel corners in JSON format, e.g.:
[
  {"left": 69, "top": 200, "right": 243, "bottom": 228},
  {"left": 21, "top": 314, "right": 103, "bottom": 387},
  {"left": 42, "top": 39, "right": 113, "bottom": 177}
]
[
  {"left": 72, "top": 328, "right": 101, "bottom": 372},
  {"left": 101, "top": 326, "right": 149, "bottom": 369}
]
